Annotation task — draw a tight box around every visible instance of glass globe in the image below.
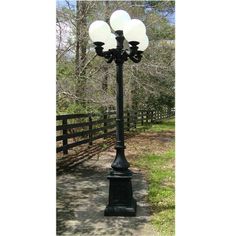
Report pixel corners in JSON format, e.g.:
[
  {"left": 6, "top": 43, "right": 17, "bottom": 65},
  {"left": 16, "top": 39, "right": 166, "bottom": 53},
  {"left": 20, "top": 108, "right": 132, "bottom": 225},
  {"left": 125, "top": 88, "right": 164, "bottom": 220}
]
[
  {"left": 110, "top": 10, "right": 131, "bottom": 31},
  {"left": 130, "top": 34, "right": 149, "bottom": 51},
  {"left": 89, "top": 20, "right": 111, "bottom": 42},
  {"left": 103, "top": 33, "right": 117, "bottom": 51},
  {"left": 123, "top": 19, "right": 146, "bottom": 42}
]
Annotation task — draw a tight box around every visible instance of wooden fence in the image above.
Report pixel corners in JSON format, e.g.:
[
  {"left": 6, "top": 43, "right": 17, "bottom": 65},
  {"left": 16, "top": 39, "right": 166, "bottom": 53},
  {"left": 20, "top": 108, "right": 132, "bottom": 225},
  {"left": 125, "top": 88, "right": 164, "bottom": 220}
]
[{"left": 56, "top": 108, "right": 175, "bottom": 155}]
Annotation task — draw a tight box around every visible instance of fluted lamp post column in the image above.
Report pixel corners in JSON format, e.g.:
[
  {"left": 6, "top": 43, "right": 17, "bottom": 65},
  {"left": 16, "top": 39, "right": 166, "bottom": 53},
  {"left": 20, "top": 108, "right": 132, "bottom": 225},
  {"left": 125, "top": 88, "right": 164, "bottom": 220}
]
[{"left": 88, "top": 10, "right": 149, "bottom": 216}]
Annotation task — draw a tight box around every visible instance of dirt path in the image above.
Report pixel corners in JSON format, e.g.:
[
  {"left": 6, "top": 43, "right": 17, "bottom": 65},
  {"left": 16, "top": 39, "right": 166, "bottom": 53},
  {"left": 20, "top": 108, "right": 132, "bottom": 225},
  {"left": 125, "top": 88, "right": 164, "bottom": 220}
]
[{"left": 57, "top": 129, "right": 174, "bottom": 236}]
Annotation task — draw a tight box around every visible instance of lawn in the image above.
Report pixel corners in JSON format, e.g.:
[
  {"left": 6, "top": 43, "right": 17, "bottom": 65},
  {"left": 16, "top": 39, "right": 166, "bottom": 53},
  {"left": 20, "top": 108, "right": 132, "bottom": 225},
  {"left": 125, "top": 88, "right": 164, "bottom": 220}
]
[
  {"left": 148, "top": 119, "right": 175, "bottom": 132},
  {"left": 133, "top": 119, "right": 175, "bottom": 236}
]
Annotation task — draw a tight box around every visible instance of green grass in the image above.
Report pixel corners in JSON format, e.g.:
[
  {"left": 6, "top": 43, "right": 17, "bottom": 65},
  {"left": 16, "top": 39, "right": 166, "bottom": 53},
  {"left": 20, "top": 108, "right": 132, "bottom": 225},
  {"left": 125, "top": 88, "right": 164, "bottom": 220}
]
[
  {"left": 148, "top": 119, "right": 175, "bottom": 132},
  {"left": 134, "top": 120, "right": 175, "bottom": 236},
  {"left": 135, "top": 119, "right": 175, "bottom": 133},
  {"left": 135, "top": 150, "right": 175, "bottom": 236}
]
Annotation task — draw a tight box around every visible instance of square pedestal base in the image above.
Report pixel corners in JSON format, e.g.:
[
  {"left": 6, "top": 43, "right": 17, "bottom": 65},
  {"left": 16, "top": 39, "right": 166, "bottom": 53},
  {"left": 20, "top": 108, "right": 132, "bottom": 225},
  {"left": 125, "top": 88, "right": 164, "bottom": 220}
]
[
  {"left": 104, "top": 197, "right": 137, "bottom": 216},
  {"left": 104, "top": 171, "right": 137, "bottom": 217}
]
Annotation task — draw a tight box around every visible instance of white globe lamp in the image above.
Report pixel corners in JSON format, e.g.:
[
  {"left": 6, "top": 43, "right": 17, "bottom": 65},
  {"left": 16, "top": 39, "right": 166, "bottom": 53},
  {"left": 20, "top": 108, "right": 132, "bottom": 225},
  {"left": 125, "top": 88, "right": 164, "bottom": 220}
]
[
  {"left": 89, "top": 20, "right": 111, "bottom": 42},
  {"left": 129, "top": 34, "right": 149, "bottom": 51},
  {"left": 103, "top": 33, "right": 117, "bottom": 51},
  {"left": 123, "top": 19, "right": 146, "bottom": 42},
  {"left": 110, "top": 10, "right": 131, "bottom": 31}
]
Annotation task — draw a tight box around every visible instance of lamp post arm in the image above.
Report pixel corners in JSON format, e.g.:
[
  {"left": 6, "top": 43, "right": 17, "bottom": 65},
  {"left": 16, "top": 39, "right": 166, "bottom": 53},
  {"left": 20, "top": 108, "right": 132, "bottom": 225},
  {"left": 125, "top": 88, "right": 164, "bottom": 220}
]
[
  {"left": 94, "top": 42, "right": 106, "bottom": 57},
  {"left": 128, "top": 51, "right": 143, "bottom": 63},
  {"left": 127, "top": 41, "right": 143, "bottom": 63},
  {"left": 94, "top": 42, "right": 114, "bottom": 63}
]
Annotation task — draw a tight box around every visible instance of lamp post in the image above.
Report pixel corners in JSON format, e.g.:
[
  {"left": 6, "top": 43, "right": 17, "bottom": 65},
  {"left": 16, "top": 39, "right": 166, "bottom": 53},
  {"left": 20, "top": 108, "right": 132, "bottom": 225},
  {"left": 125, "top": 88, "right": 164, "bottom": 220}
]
[{"left": 89, "top": 10, "right": 149, "bottom": 217}]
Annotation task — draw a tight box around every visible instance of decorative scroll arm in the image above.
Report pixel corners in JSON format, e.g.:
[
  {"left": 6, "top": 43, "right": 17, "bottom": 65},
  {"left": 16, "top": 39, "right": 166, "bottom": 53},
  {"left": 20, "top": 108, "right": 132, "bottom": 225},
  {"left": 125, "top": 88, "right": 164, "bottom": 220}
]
[
  {"left": 94, "top": 39, "right": 143, "bottom": 64},
  {"left": 94, "top": 42, "right": 114, "bottom": 63},
  {"left": 128, "top": 51, "right": 143, "bottom": 63},
  {"left": 127, "top": 41, "right": 143, "bottom": 63},
  {"left": 104, "top": 51, "right": 114, "bottom": 63}
]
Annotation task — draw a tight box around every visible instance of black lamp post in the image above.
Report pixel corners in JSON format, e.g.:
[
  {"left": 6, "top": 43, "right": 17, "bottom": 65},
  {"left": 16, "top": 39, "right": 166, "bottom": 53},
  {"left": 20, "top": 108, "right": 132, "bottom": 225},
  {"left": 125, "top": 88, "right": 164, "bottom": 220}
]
[{"left": 89, "top": 10, "right": 149, "bottom": 217}]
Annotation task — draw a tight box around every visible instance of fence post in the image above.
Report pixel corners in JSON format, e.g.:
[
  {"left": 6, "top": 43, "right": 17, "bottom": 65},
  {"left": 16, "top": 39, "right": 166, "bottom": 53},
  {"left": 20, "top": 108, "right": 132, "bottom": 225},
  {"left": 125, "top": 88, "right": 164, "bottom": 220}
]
[
  {"left": 62, "top": 118, "right": 68, "bottom": 155},
  {"left": 134, "top": 111, "right": 137, "bottom": 129},
  {"left": 151, "top": 111, "right": 154, "bottom": 123},
  {"left": 103, "top": 113, "right": 107, "bottom": 139},
  {"left": 141, "top": 111, "right": 144, "bottom": 125},
  {"left": 89, "top": 115, "right": 93, "bottom": 145},
  {"left": 146, "top": 110, "right": 149, "bottom": 124},
  {"left": 127, "top": 111, "right": 130, "bottom": 131},
  {"left": 168, "top": 107, "right": 171, "bottom": 118}
]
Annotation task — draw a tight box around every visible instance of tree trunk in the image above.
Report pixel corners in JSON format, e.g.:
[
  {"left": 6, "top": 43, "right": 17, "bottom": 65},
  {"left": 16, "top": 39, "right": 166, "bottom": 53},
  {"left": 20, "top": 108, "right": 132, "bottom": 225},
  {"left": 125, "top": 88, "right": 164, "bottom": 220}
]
[
  {"left": 102, "top": 1, "right": 110, "bottom": 110},
  {"left": 75, "top": 1, "right": 88, "bottom": 104},
  {"left": 75, "top": 0, "right": 80, "bottom": 77}
]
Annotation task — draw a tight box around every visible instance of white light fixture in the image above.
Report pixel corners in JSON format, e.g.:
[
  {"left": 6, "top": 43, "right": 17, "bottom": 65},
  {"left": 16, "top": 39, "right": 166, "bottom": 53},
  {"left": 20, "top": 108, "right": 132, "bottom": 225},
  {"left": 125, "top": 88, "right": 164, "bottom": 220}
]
[
  {"left": 123, "top": 19, "right": 146, "bottom": 42},
  {"left": 89, "top": 20, "right": 111, "bottom": 42},
  {"left": 110, "top": 10, "right": 131, "bottom": 31},
  {"left": 103, "top": 33, "right": 117, "bottom": 51},
  {"left": 135, "top": 34, "right": 149, "bottom": 51},
  {"left": 89, "top": 10, "right": 149, "bottom": 52}
]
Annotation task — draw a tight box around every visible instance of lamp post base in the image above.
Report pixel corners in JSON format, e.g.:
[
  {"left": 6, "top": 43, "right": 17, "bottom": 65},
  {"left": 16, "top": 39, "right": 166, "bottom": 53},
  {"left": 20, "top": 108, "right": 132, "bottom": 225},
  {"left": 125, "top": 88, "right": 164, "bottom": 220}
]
[{"left": 104, "top": 170, "right": 137, "bottom": 217}]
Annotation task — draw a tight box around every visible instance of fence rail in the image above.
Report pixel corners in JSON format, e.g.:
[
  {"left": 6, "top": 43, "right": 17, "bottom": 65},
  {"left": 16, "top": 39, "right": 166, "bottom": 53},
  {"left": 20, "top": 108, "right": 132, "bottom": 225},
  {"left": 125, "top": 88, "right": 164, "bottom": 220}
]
[{"left": 56, "top": 108, "right": 175, "bottom": 155}]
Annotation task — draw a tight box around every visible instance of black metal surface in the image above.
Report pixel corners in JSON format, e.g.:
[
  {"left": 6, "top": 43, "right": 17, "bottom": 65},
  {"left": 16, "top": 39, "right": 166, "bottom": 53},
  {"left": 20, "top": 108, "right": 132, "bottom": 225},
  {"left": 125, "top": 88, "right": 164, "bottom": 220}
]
[
  {"left": 104, "top": 170, "right": 137, "bottom": 216},
  {"left": 94, "top": 31, "right": 143, "bottom": 65}
]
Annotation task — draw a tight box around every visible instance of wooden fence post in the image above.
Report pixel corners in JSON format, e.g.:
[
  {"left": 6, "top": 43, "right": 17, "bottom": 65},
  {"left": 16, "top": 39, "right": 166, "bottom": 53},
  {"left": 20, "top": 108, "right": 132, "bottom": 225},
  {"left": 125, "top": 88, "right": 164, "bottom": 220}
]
[
  {"left": 62, "top": 118, "right": 68, "bottom": 155},
  {"left": 134, "top": 111, "right": 137, "bottom": 128},
  {"left": 146, "top": 110, "right": 149, "bottom": 124},
  {"left": 103, "top": 113, "right": 107, "bottom": 139},
  {"left": 89, "top": 115, "right": 93, "bottom": 145},
  {"left": 127, "top": 111, "right": 130, "bottom": 131},
  {"left": 141, "top": 111, "right": 144, "bottom": 125},
  {"left": 168, "top": 107, "right": 171, "bottom": 118},
  {"left": 151, "top": 111, "right": 154, "bottom": 123}
]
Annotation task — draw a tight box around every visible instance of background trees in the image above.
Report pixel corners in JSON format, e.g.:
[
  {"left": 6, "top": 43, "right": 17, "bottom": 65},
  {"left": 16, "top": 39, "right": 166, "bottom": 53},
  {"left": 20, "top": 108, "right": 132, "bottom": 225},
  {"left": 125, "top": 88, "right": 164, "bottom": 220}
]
[{"left": 56, "top": 0, "right": 175, "bottom": 114}]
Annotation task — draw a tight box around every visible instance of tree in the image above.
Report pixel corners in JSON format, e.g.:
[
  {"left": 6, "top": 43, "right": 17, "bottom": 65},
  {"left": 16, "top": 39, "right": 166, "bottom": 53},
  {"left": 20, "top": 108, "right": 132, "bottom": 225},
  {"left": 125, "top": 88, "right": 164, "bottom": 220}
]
[{"left": 56, "top": 0, "right": 175, "bottom": 114}]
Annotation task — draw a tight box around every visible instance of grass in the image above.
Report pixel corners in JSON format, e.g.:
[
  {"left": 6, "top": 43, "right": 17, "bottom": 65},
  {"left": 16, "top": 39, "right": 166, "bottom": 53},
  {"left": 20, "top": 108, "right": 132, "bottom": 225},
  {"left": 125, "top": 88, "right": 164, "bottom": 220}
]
[
  {"left": 135, "top": 118, "right": 175, "bottom": 133},
  {"left": 148, "top": 119, "right": 175, "bottom": 132},
  {"left": 133, "top": 120, "right": 175, "bottom": 236}
]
